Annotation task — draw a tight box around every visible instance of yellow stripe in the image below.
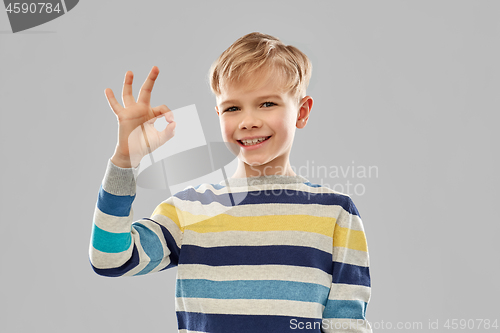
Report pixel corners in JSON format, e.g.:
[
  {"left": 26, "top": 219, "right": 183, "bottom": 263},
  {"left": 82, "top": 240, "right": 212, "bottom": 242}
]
[
  {"left": 181, "top": 212, "right": 335, "bottom": 238},
  {"left": 151, "top": 203, "right": 183, "bottom": 231},
  {"left": 333, "top": 224, "right": 367, "bottom": 252},
  {"left": 151, "top": 205, "right": 367, "bottom": 251}
]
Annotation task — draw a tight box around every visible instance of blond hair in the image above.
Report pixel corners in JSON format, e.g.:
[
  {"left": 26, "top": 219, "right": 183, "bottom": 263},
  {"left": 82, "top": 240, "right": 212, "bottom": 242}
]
[{"left": 208, "top": 32, "right": 312, "bottom": 105}]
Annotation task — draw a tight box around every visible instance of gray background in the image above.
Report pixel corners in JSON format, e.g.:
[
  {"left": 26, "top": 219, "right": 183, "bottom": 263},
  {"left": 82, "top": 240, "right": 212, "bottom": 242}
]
[{"left": 1, "top": 1, "right": 499, "bottom": 332}]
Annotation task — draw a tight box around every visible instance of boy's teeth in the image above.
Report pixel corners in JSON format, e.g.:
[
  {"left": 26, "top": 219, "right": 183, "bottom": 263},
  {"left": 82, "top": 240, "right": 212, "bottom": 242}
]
[{"left": 241, "top": 137, "right": 268, "bottom": 145}]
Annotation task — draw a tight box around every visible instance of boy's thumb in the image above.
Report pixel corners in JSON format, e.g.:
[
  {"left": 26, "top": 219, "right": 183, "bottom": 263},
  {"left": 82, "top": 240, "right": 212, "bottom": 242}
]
[{"left": 160, "top": 121, "right": 176, "bottom": 144}]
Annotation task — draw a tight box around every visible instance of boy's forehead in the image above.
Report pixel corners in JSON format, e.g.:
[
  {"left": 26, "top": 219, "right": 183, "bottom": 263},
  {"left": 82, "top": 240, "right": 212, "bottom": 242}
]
[{"left": 217, "top": 71, "right": 289, "bottom": 103}]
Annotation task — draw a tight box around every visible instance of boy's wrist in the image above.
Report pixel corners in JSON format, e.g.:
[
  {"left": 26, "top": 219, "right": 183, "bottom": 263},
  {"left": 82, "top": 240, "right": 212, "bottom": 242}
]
[{"left": 111, "top": 151, "right": 136, "bottom": 169}]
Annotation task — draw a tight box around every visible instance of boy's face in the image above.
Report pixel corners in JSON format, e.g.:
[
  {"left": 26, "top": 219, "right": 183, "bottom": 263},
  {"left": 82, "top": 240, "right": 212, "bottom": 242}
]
[{"left": 215, "top": 70, "right": 312, "bottom": 178}]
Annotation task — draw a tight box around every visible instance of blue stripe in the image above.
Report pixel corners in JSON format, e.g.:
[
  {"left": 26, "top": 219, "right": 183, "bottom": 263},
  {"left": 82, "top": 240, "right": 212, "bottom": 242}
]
[
  {"left": 332, "top": 261, "right": 370, "bottom": 287},
  {"left": 179, "top": 245, "right": 333, "bottom": 274},
  {"left": 97, "top": 185, "right": 135, "bottom": 217},
  {"left": 304, "top": 182, "right": 322, "bottom": 188},
  {"left": 90, "top": 244, "right": 140, "bottom": 277},
  {"left": 144, "top": 217, "right": 180, "bottom": 266},
  {"left": 347, "top": 197, "right": 360, "bottom": 217},
  {"left": 133, "top": 222, "right": 164, "bottom": 275},
  {"left": 180, "top": 187, "right": 357, "bottom": 215},
  {"left": 177, "top": 312, "right": 323, "bottom": 333},
  {"left": 176, "top": 279, "right": 329, "bottom": 304},
  {"left": 91, "top": 223, "right": 131, "bottom": 253},
  {"left": 323, "top": 300, "right": 367, "bottom": 319}
]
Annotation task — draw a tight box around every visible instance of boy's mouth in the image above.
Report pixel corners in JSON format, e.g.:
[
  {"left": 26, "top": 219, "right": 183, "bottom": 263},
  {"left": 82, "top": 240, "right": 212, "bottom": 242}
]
[{"left": 237, "top": 136, "right": 272, "bottom": 146}]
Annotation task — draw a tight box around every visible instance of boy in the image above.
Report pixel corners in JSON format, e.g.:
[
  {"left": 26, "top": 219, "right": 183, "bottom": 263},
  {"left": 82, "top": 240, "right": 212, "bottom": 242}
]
[{"left": 90, "top": 32, "right": 372, "bottom": 332}]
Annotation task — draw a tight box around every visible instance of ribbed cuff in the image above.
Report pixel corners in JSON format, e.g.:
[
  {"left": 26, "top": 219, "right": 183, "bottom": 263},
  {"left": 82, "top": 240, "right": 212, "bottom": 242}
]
[{"left": 101, "top": 159, "right": 141, "bottom": 196}]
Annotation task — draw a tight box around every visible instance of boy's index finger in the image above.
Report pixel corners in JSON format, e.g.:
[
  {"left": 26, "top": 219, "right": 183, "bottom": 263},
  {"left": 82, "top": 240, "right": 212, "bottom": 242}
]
[
  {"left": 122, "top": 71, "right": 135, "bottom": 107},
  {"left": 137, "top": 66, "right": 159, "bottom": 105},
  {"left": 105, "top": 88, "right": 123, "bottom": 115}
]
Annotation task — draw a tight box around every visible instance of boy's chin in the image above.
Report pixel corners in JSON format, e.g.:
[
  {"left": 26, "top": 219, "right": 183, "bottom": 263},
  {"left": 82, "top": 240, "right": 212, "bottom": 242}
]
[
  {"left": 241, "top": 156, "right": 271, "bottom": 166},
  {"left": 242, "top": 161, "right": 278, "bottom": 175}
]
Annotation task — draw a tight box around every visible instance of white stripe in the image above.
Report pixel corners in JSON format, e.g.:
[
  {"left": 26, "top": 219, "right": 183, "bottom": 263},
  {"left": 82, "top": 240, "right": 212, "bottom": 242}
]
[
  {"left": 93, "top": 205, "right": 134, "bottom": 233},
  {"left": 176, "top": 297, "right": 324, "bottom": 318},
  {"left": 183, "top": 229, "right": 332, "bottom": 253},
  {"left": 88, "top": 243, "right": 133, "bottom": 269},
  {"left": 177, "top": 264, "right": 332, "bottom": 288},
  {"left": 332, "top": 246, "right": 369, "bottom": 267},
  {"left": 194, "top": 182, "right": 350, "bottom": 196},
  {"left": 336, "top": 212, "right": 365, "bottom": 231},
  {"left": 89, "top": 240, "right": 173, "bottom": 274},
  {"left": 328, "top": 283, "right": 371, "bottom": 302},
  {"left": 172, "top": 198, "right": 228, "bottom": 221},
  {"left": 176, "top": 198, "right": 353, "bottom": 222}
]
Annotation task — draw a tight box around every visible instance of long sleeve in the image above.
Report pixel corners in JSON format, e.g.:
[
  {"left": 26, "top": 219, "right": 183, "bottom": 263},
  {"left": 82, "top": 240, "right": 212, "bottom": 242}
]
[
  {"left": 89, "top": 159, "right": 183, "bottom": 277},
  {"left": 322, "top": 197, "right": 372, "bottom": 332}
]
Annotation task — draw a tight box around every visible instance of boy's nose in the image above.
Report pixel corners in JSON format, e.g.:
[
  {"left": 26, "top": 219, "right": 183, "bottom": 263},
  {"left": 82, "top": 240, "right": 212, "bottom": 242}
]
[{"left": 239, "top": 112, "right": 262, "bottom": 129}]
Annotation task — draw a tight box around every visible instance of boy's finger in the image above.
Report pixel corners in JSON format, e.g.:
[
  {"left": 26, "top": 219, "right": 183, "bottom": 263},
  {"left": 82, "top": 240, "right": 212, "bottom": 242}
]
[
  {"left": 137, "top": 66, "right": 159, "bottom": 105},
  {"left": 122, "top": 71, "right": 135, "bottom": 107},
  {"left": 146, "top": 104, "right": 172, "bottom": 124},
  {"left": 153, "top": 104, "right": 173, "bottom": 120},
  {"left": 159, "top": 121, "right": 176, "bottom": 145},
  {"left": 104, "top": 88, "right": 123, "bottom": 115}
]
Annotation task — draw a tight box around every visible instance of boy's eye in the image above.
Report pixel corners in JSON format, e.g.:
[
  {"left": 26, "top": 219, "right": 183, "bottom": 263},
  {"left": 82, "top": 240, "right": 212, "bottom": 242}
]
[
  {"left": 224, "top": 106, "right": 239, "bottom": 112},
  {"left": 223, "top": 102, "right": 275, "bottom": 112},
  {"left": 262, "top": 101, "right": 276, "bottom": 107}
]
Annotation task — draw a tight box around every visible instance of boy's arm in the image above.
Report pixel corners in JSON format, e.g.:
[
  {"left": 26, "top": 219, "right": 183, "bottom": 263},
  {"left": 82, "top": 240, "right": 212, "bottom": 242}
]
[
  {"left": 89, "top": 159, "right": 183, "bottom": 277},
  {"left": 322, "top": 197, "right": 372, "bottom": 333}
]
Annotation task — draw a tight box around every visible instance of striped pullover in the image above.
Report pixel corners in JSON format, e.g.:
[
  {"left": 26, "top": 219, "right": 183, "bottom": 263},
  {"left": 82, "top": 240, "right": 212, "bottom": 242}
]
[{"left": 89, "top": 159, "right": 372, "bottom": 333}]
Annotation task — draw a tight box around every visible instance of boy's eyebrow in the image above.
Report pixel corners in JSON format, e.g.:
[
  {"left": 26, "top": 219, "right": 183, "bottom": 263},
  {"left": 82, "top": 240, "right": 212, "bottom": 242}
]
[{"left": 219, "top": 95, "right": 283, "bottom": 106}]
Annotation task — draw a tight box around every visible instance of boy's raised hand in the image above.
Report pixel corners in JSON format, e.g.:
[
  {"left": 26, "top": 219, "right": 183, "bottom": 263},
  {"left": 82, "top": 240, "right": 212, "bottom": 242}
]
[{"left": 106, "top": 66, "right": 176, "bottom": 168}]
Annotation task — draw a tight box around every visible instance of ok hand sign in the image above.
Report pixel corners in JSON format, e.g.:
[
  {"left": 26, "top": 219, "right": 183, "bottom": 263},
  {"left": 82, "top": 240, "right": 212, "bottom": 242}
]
[{"left": 106, "top": 66, "right": 176, "bottom": 168}]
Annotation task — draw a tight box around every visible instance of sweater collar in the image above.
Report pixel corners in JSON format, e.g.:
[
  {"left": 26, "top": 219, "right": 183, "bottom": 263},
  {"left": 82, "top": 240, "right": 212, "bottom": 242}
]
[{"left": 218, "top": 174, "right": 310, "bottom": 187}]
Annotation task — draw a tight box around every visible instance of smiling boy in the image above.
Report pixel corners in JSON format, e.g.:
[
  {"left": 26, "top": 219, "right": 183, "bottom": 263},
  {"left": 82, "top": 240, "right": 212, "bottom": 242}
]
[
  {"left": 214, "top": 54, "right": 313, "bottom": 179},
  {"left": 90, "top": 32, "right": 372, "bottom": 333}
]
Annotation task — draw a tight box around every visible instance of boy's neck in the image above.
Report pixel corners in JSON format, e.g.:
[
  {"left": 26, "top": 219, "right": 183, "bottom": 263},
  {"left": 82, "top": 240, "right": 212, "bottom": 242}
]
[{"left": 231, "top": 160, "right": 297, "bottom": 179}]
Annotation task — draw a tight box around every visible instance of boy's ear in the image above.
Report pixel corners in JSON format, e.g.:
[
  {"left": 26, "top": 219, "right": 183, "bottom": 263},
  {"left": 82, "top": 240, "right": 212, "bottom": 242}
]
[
  {"left": 296, "top": 96, "right": 313, "bottom": 129},
  {"left": 215, "top": 105, "right": 219, "bottom": 116}
]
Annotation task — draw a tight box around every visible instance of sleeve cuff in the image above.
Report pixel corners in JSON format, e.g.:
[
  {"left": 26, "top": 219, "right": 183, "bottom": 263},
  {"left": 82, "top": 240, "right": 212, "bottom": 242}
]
[{"left": 101, "top": 159, "right": 141, "bottom": 196}]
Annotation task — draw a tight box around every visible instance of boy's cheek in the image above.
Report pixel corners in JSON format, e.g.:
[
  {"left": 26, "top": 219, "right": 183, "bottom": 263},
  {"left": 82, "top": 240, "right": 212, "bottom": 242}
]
[
  {"left": 221, "top": 129, "right": 233, "bottom": 143},
  {"left": 220, "top": 123, "right": 233, "bottom": 138}
]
